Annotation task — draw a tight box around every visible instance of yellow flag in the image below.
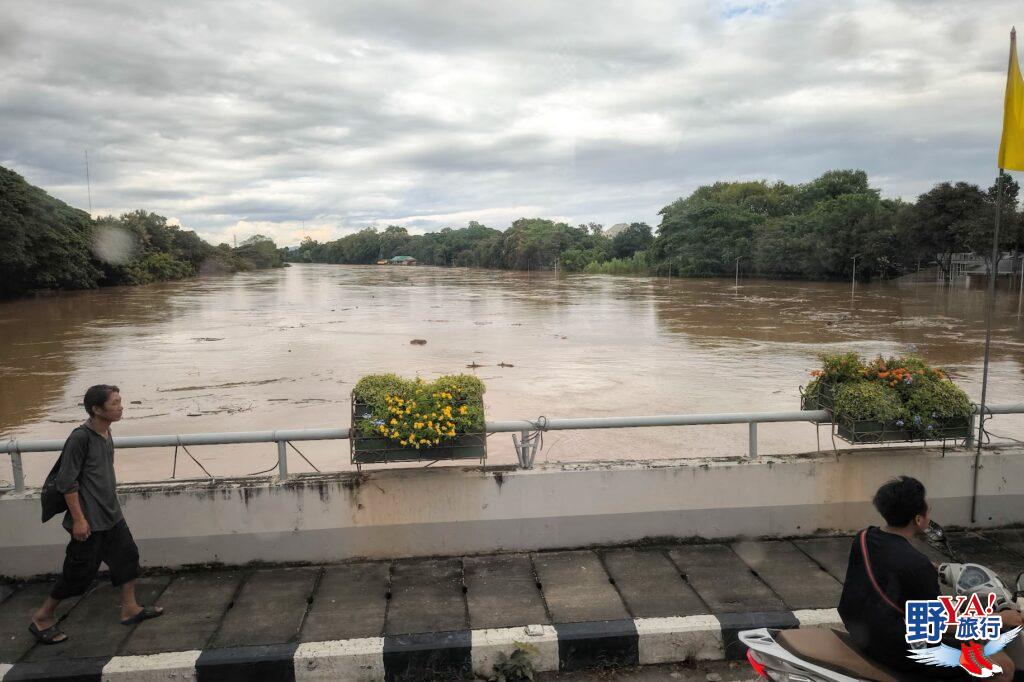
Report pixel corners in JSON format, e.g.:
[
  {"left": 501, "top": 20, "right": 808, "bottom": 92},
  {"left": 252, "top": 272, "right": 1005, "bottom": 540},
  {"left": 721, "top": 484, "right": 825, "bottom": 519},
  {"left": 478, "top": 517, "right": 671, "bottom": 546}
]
[{"left": 998, "top": 28, "right": 1024, "bottom": 170}]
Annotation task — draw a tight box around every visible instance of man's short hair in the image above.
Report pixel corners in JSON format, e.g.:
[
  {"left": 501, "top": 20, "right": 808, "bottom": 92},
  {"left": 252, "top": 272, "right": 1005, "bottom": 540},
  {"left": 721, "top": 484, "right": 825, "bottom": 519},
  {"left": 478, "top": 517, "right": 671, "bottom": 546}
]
[
  {"left": 873, "top": 476, "right": 927, "bottom": 527},
  {"left": 83, "top": 384, "right": 120, "bottom": 417}
]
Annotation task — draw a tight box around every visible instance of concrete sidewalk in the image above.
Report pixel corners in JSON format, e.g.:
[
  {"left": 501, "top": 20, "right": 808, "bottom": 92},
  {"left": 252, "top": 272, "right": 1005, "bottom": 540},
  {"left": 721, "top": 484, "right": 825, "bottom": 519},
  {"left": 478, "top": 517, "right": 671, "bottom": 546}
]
[{"left": 0, "top": 529, "right": 1022, "bottom": 681}]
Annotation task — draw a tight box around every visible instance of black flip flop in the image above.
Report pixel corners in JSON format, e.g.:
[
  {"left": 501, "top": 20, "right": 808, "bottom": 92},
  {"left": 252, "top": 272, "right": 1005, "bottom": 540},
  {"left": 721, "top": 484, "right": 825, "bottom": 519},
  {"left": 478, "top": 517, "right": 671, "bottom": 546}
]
[
  {"left": 121, "top": 605, "right": 163, "bottom": 625},
  {"left": 28, "top": 621, "right": 67, "bottom": 645}
]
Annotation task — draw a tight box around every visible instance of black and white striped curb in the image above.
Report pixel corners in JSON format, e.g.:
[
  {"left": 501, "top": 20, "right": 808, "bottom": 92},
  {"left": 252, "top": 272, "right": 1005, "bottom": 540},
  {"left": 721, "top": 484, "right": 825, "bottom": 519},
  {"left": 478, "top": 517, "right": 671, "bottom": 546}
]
[{"left": 0, "top": 608, "right": 841, "bottom": 681}]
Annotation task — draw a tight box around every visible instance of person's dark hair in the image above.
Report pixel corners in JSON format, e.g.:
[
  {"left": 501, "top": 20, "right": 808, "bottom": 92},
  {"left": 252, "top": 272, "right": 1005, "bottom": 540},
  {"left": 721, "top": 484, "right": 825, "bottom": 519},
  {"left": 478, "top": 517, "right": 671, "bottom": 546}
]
[
  {"left": 83, "top": 384, "right": 120, "bottom": 417},
  {"left": 873, "top": 476, "right": 927, "bottom": 527}
]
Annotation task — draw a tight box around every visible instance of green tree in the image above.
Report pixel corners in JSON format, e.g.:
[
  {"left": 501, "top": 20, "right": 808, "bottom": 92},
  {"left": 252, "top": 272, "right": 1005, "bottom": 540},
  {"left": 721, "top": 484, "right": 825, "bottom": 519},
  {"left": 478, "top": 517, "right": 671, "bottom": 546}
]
[{"left": 611, "top": 222, "right": 654, "bottom": 259}]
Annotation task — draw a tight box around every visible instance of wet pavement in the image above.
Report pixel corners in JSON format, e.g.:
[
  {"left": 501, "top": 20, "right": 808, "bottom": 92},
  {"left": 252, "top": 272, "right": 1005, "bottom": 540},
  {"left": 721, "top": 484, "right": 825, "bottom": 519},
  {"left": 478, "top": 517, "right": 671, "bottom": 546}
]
[{"left": 0, "top": 530, "right": 1020, "bottom": 671}]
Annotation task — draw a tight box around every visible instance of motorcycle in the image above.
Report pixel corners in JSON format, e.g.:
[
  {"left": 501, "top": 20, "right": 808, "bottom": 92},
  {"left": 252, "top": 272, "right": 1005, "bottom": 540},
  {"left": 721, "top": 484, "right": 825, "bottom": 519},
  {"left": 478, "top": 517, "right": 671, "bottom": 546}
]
[{"left": 740, "top": 523, "right": 1024, "bottom": 681}]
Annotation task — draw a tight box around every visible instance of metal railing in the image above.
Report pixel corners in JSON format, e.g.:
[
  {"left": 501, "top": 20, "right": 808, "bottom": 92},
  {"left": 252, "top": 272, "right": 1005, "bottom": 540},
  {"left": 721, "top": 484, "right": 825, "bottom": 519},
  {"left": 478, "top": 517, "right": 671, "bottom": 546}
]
[{"left": 3, "top": 403, "right": 1023, "bottom": 492}]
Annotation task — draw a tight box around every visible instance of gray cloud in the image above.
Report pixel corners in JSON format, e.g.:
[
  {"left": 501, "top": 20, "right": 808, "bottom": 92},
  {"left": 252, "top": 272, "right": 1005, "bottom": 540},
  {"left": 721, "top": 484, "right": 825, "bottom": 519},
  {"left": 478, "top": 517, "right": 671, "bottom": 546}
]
[{"left": 0, "top": 0, "right": 1017, "bottom": 246}]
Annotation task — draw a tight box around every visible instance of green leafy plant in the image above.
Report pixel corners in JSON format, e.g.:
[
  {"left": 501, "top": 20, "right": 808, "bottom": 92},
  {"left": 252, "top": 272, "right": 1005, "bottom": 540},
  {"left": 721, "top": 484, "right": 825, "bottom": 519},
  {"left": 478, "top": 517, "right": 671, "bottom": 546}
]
[
  {"left": 815, "top": 352, "right": 866, "bottom": 383},
  {"left": 833, "top": 381, "right": 905, "bottom": 423},
  {"left": 489, "top": 642, "right": 538, "bottom": 682},
  {"left": 353, "top": 374, "right": 485, "bottom": 449},
  {"left": 904, "top": 379, "right": 973, "bottom": 436}
]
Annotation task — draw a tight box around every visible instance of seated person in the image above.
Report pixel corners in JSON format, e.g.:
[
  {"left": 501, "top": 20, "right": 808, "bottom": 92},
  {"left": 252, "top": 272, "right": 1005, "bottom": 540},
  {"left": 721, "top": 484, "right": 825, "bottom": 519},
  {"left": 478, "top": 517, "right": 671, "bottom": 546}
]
[{"left": 839, "top": 476, "right": 1021, "bottom": 681}]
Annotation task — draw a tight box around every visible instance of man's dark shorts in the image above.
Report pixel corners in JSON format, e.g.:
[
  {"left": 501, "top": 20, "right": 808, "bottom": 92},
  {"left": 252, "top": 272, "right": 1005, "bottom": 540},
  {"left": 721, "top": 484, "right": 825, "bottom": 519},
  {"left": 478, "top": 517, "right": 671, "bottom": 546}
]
[{"left": 51, "top": 520, "right": 140, "bottom": 600}]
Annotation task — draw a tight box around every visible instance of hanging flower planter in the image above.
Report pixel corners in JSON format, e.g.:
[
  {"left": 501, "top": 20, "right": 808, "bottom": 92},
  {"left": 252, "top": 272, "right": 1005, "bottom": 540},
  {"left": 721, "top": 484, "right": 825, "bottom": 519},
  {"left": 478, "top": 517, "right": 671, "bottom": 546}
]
[
  {"left": 801, "top": 353, "right": 974, "bottom": 445},
  {"left": 350, "top": 374, "right": 487, "bottom": 465}
]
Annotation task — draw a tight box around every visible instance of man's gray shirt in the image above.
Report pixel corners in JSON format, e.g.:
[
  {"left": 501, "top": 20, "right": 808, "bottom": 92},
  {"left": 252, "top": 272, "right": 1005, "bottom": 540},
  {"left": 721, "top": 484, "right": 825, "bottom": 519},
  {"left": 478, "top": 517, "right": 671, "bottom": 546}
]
[{"left": 54, "top": 423, "right": 123, "bottom": 532}]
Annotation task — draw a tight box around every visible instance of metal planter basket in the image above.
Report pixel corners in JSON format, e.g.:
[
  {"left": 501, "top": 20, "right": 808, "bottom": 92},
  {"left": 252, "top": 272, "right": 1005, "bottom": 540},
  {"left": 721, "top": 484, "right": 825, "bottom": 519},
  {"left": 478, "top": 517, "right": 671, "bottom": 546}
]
[
  {"left": 917, "top": 416, "right": 973, "bottom": 442},
  {"left": 835, "top": 417, "right": 915, "bottom": 444},
  {"left": 350, "top": 398, "right": 487, "bottom": 467}
]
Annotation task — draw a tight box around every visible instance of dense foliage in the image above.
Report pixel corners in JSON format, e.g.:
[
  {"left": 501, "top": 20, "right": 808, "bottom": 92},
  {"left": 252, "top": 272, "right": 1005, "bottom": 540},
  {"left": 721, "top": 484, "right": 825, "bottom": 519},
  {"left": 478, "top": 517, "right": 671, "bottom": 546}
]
[
  {"left": 352, "top": 374, "right": 485, "bottom": 449},
  {"left": 804, "top": 352, "right": 973, "bottom": 437},
  {"left": 1, "top": 166, "right": 283, "bottom": 297},
  {"left": 290, "top": 169, "right": 1023, "bottom": 281}
]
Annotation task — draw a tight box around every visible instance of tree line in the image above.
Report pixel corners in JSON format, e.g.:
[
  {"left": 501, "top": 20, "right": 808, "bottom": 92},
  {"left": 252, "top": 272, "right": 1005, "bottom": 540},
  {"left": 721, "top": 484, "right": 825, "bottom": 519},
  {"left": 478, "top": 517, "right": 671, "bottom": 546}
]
[
  {"left": 288, "top": 169, "right": 1024, "bottom": 280},
  {"left": 1, "top": 166, "right": 283, "bottom": 298}
]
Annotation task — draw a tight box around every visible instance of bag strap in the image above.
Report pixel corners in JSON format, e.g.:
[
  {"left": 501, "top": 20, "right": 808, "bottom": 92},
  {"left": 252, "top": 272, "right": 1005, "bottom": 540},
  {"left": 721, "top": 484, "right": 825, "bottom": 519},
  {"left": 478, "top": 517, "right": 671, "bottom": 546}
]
[{"left": 860, "top": 529, "right": 904, "bottom": 614}]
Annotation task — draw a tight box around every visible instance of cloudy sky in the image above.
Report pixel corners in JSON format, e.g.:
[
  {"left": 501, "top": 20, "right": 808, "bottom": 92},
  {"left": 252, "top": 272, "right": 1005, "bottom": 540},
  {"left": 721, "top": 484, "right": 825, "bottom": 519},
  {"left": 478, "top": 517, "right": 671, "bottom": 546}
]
[{"left": 0, "top": 0, "right": 1018, "bottom": 246}]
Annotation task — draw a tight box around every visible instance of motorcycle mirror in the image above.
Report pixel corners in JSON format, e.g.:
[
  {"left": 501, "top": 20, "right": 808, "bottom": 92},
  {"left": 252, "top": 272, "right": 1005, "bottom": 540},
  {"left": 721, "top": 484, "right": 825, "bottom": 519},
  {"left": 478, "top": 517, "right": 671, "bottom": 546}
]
[{"left": 924, "top": 520, "right": 946, "bottom": 543}]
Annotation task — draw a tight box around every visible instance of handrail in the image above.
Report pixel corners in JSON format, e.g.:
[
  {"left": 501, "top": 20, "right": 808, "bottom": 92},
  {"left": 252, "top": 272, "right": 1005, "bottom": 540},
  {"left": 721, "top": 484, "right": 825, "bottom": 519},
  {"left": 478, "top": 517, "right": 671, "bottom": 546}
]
[{"left": 3, "top": 403, "right": 1022, "bottom": 492}]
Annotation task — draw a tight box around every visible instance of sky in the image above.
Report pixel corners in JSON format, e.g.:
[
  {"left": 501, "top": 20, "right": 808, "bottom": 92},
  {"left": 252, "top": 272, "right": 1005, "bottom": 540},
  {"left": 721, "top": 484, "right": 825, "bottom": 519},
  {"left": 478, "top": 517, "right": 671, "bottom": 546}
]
[{"left": 0, "top": 0, "right": 1019, "bottom": 247}]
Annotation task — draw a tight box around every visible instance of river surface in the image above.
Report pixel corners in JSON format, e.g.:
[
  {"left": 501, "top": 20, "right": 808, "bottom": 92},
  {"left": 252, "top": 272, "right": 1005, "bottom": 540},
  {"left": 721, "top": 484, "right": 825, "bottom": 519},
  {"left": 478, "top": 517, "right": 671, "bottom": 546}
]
[{"left": 2, "top": 264, "right": 1023, "bottom": 485}]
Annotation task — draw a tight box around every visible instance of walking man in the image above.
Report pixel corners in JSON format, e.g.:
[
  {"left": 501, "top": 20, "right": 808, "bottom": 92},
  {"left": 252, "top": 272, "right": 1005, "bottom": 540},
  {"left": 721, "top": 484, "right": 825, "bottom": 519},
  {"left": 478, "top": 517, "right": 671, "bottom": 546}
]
[{"left": 29, "top": 385, "right": 163, "bottom": 644}]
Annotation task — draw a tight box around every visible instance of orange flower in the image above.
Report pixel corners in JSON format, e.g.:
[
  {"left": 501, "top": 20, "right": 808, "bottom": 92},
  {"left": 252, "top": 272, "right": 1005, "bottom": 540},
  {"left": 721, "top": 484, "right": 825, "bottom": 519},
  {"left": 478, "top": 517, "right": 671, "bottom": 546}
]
[{"left": 879, "top": 371, "right": 889, "bottom": 378}]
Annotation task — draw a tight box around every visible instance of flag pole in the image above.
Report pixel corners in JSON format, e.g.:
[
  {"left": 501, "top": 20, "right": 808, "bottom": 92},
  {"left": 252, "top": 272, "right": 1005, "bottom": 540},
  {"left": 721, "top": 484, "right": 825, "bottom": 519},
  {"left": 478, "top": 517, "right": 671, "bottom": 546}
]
[{"left": 970, "top": 169, "right": 1004, "bottom": 523}]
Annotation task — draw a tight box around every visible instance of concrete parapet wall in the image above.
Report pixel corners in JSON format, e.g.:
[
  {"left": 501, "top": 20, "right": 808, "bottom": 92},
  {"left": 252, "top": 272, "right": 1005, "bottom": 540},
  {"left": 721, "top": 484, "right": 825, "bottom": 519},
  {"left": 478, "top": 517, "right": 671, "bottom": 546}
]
[{"left": 1, "top": 445, "right": 1022, "bottom": 579}]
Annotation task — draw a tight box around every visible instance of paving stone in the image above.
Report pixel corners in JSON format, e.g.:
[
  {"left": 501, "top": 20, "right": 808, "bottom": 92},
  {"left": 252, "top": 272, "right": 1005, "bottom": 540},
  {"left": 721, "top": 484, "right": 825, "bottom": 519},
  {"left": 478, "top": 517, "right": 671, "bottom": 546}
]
[
  {"left": 731, "top": 541, "right": 842, "bottom": 610},
  {"left": 947, "top": 532, "right": 1023, "bottom": 587},
  {"left": 668, "top": 544, "right": 784, "bottom": 614},
  {"left": 211, "top": 567, "right": 319, "bottom": 648},
  {"left": 0, "top": 583, "right": 81, "bottom": 664},
  {"left": 301, "top": 562, "right": 390, "bottom": 641},
  {"left": 793, "top": 537, "right": 852, "bottom": 583},
  {"left": 386, "top": 558, "right": 467, "bottom": 635},
  {"left": 464, "top": 554, "right": 549, "bottom": 629},
  {"left": 980, "top": 529, "right": 1024, "bottom": 558},
  {"left": 532, "top": 550, "right": 628, "bottom": 624},
  {"left": 120, "top": 570, "right": 242, "bottom": 655},
  {"left": 23, "top": 575, "right": 170, "bottom": 662},
  {"left": 600, "top": 549, "right": 707, "bottom": 617}
]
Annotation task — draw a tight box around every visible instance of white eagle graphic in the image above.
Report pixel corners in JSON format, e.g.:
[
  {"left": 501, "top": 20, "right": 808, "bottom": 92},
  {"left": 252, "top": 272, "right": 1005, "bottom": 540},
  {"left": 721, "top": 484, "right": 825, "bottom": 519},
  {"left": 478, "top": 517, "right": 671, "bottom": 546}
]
[{"left": 908, "top": 627, "right": 1021, "bottom": 677}]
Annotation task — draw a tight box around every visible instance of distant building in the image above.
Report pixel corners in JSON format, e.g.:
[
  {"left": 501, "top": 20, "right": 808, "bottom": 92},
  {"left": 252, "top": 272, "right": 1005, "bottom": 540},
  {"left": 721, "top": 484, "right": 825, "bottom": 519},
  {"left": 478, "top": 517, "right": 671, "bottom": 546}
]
[
  {"left": 376, "top": 259, "right": 389, "bottom": 265},
  {"left": 605, "top": 223, "right": 629, "bottom": 238},
  {"left": 389, "top": 255, "right": 417, "bottom": 266}
]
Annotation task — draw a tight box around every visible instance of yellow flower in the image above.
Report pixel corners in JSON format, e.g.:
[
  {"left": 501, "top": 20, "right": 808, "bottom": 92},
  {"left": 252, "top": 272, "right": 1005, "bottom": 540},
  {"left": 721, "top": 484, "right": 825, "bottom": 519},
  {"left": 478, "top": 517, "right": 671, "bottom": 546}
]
[
  {"left": 459, "top": 405, "right": 468, "bottom": 414},
  {"left": 447, "top": 430, "right": 456, "bottom": 437},
  {"left": 390, "top": 418, "right": 398, "bottom": 425},
  {"left": 427, "top": 420, "right": 433, "bottom": 428},
  {"left": 390, "top": 431, "right": 399, "bottom": 439},
  {"left": 433, "top": 438, "right": 440, "bottom": 445},
  {"left": 379, "top": 425, "right": 387, "bottom": 434},
  {"left": 399, "top": 440, "right": 407, "bottom": 446},
  {"left": 414, "top": 422, "right": 423, "bottom": 429}
]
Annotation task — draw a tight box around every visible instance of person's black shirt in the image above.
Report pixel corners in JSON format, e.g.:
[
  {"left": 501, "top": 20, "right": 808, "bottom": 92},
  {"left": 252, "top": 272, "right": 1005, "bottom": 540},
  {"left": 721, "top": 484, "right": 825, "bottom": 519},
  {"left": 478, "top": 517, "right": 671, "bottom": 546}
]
[{"left": 838, "top": 526, "right": 940, "bottom": 671}]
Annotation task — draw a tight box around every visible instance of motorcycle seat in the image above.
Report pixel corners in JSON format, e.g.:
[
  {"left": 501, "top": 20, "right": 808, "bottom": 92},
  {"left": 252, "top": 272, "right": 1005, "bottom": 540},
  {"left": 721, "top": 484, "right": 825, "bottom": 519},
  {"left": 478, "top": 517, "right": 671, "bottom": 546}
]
[{"left": 776, "top": 628, "right": 900, "bottom": 682}]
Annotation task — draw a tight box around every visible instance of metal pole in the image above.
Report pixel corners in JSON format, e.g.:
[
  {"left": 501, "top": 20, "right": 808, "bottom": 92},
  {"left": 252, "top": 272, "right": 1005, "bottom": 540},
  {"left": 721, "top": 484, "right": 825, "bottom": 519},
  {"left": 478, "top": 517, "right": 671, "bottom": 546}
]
[
  {"left": 1018, "top": 252, "right": 1023, "bottom": 317},
  {"left": 11, "top": 448, "right": 24, "bottom": 492},
  {"left": 748, "top": 422, "right": 758, "bottom": 459},
  {"left": 735, "top": 257, "right": 741, "bottom": 287},
  {"left": 852, "top": 255, "right": 858, "bottom": 293},
  {"left": 519, "top": 430, "right": 530, "bottom": 468},
  {"left": 971, "top": 169, "right": 1004, "bottom": 523},
  {"left": 277, "top": 440, "right": 288, "bottom": 481}
]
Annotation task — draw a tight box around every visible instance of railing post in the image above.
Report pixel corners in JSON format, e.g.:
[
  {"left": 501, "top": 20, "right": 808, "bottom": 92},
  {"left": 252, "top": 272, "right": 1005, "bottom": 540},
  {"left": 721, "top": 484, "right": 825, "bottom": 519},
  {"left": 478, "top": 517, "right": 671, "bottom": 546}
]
[
  {"left": 966, "top": 414, "right": 976, "bottom": 448},
  {"left": 748, "top": 422, "right": 758, "bottom": 459},
  {"left": 276, "top": 440, "right": 288, "bottom": 481},
  {"left": 11, "top": 445, "right": 24, "bottom": 492}
]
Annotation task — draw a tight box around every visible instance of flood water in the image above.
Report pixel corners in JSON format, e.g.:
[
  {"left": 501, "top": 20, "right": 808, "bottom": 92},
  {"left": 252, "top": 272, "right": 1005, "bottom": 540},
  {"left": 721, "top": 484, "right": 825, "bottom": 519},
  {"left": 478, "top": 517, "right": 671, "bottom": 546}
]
[{"left": 2, "top": 264, "right": 1023, "bottom": 486}]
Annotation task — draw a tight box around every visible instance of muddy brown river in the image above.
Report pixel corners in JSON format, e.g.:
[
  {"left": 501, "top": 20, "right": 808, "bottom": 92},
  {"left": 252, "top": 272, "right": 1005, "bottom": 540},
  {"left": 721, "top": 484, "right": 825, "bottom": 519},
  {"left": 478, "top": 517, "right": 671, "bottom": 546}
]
[{"left": 2, "top": 264, "right": 1022, "bottom": 485}]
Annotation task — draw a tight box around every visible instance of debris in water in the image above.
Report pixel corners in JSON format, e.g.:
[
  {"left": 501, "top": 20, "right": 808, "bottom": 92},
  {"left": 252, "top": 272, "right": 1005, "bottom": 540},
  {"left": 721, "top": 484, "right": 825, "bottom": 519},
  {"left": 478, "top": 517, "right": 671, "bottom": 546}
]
[
  {"left": 410, "top": 339, "right": 427, "bottom": 345},
  {"left": 130, "top": 400, "right": 142, "bottom": 404},
  {"left": 498, "top": 362, "right": 514, "bottom": 368},
  {"left": 192, "top": 337, "right": 224, "bottom": 342},
  {"left": 466, "top": 362, "right": 484, "bottom": 368}
]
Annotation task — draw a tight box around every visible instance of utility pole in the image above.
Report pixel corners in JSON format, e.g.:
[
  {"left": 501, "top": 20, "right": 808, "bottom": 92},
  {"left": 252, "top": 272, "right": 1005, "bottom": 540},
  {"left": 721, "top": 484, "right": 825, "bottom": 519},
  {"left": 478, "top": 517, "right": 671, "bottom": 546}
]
[
  {"left": 851, "top": 254, "right": 860, "bottom": 293},
  {"left": 734, "top": 256, "right": 742, "bottom": 287},
  {"left": 84, "top": 150, "right": 92, "bottom": 214}
]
